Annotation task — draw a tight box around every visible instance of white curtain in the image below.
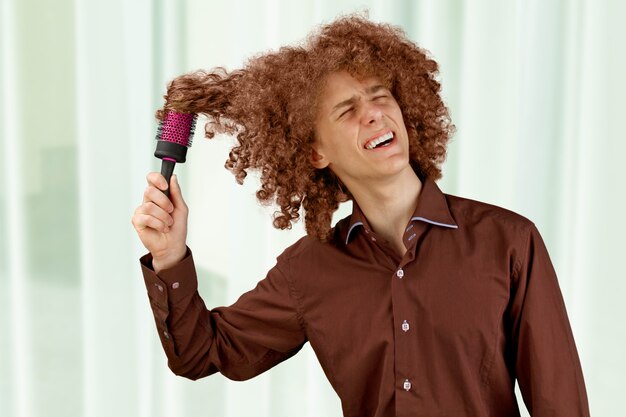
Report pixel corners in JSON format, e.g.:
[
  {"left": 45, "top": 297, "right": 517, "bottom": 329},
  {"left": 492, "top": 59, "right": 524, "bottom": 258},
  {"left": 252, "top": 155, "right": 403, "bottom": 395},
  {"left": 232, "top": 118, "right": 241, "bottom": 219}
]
[{"left": 1, "top": 0, "right": 624, "bottom": 416}]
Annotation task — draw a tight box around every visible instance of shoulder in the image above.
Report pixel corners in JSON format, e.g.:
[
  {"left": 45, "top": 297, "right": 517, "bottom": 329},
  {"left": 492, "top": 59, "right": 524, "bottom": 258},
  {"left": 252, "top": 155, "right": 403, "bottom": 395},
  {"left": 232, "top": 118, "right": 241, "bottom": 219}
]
[
  {"left": 276, "top": 216, "right": 350, "bottom": 265},
  {"left": 444, "top": 192, "right": 535, "bottom": 237},
  {"left": 445, "top": 191, "right": 534, "bottom": 226},
  {"left": 443, "top": 192, "right": 545, "bottom": 274}
]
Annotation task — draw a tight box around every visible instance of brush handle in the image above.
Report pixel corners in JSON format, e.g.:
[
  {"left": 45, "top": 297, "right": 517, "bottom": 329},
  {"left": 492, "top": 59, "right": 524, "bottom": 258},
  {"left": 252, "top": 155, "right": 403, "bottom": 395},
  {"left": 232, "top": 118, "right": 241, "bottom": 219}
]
[{"left": 160, "top": 159, "right": 176, "bottom": 198}]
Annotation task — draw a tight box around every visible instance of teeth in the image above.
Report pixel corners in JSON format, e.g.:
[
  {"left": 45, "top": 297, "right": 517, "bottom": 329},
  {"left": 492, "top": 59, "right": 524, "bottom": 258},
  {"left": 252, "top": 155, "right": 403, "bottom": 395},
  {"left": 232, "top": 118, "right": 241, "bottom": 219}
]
[{"left": 365, "top": 131, "right": 394, "bottom": 149}]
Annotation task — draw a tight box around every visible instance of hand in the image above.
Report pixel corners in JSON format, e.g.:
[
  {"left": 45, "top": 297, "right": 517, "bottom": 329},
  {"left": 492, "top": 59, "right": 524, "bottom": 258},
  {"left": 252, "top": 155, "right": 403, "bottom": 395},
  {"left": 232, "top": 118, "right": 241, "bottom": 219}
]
[{"left": 132, "top": 172, "right": 188, "bottom": 272}]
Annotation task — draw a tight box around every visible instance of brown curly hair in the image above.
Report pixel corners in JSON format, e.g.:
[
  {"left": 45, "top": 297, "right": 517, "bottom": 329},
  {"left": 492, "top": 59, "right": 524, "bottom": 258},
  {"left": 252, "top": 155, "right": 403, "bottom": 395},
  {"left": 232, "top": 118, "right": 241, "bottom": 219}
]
[{"left": 156, "top": 13, "right": 455, "bottom": 242}]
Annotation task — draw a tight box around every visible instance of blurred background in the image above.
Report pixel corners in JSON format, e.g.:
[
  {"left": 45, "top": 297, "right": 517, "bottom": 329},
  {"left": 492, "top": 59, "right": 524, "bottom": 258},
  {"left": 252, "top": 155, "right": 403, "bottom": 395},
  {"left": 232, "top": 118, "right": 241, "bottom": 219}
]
[{"left": 1, "top": 0, "right": 624, "bottom": 416}]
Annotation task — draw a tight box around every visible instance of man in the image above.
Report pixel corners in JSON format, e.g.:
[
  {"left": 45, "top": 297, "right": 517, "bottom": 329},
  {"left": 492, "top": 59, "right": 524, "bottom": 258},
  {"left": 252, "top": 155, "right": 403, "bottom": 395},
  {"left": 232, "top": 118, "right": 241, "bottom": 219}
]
[{"left": 131, "top": 15, "right": 590, "bottom": 416}]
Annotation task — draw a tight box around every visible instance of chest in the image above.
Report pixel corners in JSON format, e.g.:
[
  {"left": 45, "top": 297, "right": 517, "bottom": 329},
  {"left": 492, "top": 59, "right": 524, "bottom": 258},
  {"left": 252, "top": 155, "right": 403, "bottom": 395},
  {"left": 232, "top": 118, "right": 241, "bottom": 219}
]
[{"left": 293, "top": 234, "right": 513, "bottom": 372}]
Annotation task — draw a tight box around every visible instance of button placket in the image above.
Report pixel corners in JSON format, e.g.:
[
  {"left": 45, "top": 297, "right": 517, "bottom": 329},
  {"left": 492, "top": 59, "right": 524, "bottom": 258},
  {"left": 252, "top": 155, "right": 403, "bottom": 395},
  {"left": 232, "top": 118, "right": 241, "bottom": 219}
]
[{"left": 391, "top": 257, "right": 417, "bottom": 402}]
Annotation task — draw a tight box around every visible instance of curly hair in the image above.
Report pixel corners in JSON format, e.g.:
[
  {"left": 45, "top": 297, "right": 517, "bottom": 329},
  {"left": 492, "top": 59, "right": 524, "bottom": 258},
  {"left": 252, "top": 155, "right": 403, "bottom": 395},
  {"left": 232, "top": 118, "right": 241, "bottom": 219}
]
[{"left": 156, "top": 13, "right": 455, "bottom": 242}]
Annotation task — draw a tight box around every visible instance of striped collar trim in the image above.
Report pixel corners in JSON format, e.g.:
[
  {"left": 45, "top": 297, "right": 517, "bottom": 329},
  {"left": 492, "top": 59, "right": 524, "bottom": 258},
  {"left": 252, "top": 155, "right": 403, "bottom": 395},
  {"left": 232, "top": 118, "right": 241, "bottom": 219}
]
[{"left": 344, "top": 176, "right": 458, "bottom": 245}]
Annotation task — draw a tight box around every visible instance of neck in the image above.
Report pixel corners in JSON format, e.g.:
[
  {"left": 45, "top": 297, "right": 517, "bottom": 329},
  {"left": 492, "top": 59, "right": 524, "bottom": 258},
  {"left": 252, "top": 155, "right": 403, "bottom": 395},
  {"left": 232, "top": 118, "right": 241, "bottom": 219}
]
[{"left": 346, "top": 165, "right": 423, "bottom": 254}]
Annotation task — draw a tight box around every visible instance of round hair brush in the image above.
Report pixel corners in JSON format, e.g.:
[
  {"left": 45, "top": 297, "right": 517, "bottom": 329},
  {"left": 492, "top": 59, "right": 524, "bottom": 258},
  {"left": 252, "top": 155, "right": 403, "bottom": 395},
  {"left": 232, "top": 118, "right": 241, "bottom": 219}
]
[{"left": 154, "top": 110, "right": 197, "bottom": 197}]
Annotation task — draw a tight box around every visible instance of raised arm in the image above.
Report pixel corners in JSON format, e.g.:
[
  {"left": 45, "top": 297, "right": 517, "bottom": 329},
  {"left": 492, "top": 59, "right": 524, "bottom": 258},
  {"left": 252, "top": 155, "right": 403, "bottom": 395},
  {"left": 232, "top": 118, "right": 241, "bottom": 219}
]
[{"left": 133, "top": 172, "right": 306, "bottom": 380}]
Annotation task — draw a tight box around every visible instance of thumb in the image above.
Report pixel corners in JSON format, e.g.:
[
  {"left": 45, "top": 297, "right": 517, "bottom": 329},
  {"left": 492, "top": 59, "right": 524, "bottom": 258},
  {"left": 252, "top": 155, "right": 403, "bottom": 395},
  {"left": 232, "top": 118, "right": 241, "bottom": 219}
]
[{"left": 169, "top": 174, "right": 185, "bottom": 207}]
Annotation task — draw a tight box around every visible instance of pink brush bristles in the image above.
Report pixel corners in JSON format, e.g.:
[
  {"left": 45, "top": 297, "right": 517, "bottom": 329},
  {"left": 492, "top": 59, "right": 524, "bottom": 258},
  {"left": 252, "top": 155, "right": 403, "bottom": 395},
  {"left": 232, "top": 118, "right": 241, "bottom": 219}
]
[{"left": 156, "top": 111, "right": 197, "bottom": 147}]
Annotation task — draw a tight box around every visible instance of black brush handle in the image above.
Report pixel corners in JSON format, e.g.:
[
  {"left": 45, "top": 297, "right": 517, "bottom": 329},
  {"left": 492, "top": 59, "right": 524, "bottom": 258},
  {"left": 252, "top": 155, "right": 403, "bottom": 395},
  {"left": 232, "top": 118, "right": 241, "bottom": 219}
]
[{"left": 160, "top": 159, "right": 176, "bottom": 198}]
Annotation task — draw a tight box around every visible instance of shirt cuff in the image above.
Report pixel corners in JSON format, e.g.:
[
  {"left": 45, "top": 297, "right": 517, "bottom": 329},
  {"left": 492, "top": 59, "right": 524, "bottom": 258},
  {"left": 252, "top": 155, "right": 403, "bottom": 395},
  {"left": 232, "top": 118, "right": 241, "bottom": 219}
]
[{"left": 139, "top": 246, "right": 198, "bottom": 305}]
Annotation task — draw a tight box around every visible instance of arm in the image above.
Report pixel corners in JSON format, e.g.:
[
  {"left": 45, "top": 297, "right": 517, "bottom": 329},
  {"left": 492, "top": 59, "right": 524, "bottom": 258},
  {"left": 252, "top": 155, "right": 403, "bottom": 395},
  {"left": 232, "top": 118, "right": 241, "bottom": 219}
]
[
  {"left": 507, "top": 223, "right": 590, "bottom": 416},
  {"left": 134, "top": 173, "right": 306, "bottom": 380},
  {"left": 139, "top": 246, "right": 307, "bottom": 381}
]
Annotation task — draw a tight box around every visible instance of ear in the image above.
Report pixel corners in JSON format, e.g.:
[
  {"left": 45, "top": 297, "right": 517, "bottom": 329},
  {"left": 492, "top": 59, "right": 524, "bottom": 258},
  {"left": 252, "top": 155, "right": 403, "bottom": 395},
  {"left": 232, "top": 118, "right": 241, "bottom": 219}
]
[{"left": 310, "top": 145, "right": 329, "bottom": 169}]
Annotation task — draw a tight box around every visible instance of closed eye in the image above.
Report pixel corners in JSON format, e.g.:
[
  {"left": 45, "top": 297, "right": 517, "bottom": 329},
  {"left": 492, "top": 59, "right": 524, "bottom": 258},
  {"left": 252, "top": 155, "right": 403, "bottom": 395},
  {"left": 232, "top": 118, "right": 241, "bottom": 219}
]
[{"left": 339, "top": 108, "right": 353, "bottom": 118}]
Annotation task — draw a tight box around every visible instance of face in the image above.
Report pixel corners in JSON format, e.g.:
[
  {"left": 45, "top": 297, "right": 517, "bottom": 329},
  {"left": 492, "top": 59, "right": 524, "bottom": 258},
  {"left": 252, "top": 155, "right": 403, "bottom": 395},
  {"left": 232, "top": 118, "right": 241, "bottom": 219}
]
[{"left": 311, "top": 71, "right": 411, "bottom": 188}]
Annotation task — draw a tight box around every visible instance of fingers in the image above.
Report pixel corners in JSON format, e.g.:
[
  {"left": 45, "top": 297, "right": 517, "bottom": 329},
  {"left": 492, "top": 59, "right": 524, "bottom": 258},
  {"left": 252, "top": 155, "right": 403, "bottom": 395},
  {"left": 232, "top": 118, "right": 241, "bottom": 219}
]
[
  {"left": 137, "top": 200, "right": 174, "bottom": 227},
  {"left": 132, "top": 212, "right": 171, "bottom": 234},
  {"left": 132, "top": 172, "right": 191, "bottom": 253},
  {"left": 168, "top": 174, "right": 188, "bottom": 211},
  {"left": 132, "top": 195, "right": 174, "bottom": 232},
  {"left": 132, "top": 172, "right": 175, "bottom": 234},
  {"left": 147, "top": 172, "right": 168, "bottom": 192},
  {"left": 144, "top": 173, "right": 174, "bottom": 212}
]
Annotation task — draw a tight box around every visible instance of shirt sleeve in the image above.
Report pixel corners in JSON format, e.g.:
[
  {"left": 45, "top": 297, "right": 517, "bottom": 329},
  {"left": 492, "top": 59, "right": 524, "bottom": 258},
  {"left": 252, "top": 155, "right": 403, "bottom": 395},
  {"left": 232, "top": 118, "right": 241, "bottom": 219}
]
[
  {"left": 139, "top": 246, "right": 307, "bottom": 381},
  {"left": 507, "top": 223, "right": 590, "bottom": 416}
]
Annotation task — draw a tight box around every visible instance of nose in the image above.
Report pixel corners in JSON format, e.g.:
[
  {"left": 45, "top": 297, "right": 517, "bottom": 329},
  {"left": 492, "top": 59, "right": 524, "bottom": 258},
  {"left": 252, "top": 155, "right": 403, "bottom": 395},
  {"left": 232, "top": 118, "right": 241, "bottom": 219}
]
[{"left": 362, "top": 102, "right": 383, "bottom": 125}]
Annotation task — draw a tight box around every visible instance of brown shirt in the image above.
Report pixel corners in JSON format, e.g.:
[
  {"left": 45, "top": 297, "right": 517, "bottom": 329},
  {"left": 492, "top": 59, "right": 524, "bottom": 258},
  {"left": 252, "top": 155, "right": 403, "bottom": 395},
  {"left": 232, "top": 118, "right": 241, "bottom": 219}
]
[{"left": 139, "top": 175, "right": 590, "bottom": 417}]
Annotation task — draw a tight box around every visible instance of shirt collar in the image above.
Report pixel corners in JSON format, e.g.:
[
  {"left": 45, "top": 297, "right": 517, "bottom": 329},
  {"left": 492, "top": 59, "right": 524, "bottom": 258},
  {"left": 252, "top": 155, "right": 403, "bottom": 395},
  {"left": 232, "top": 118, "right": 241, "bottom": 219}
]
[{"left": 343, "top": 174, "right": 458, "bottom": 245}]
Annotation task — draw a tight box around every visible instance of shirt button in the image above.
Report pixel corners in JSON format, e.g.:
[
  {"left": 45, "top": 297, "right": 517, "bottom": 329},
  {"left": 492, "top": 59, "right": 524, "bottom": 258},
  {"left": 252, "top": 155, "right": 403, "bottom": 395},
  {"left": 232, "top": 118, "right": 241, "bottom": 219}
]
[
  {"left": 403, "top": 379, "right": 412, "bottom": 391},
  {"left": 155, "top": 283, "right": 164, "bottom": 292},
  {"left": 396, "top": 268, "right": 404, "bottom": 279},
  {"left": 402, "top": 320, "right": 410, "bottom": 332},
  {"left": 172, "top": 282, "right": 180, "bottom": 289},
  {"left": 163, "top": 330, "right": 170, "bottom": 340}
]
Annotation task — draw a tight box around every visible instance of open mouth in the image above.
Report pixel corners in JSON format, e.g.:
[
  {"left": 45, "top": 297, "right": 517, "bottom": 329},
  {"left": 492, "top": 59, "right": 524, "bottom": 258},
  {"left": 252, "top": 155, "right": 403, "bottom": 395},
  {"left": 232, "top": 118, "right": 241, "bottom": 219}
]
[{"left": 364, "top": 131, "right": 396, "bottom": 150}]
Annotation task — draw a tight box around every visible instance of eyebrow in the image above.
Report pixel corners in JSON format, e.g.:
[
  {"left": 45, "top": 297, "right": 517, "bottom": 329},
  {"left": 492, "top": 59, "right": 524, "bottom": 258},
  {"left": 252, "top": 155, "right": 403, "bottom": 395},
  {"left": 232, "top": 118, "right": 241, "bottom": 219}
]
[{"left": 330, "top": 84, "right": 387, "bottom": 115}]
